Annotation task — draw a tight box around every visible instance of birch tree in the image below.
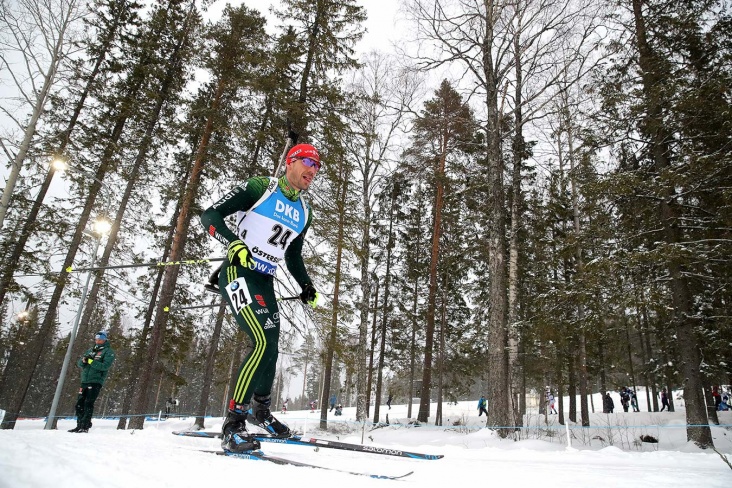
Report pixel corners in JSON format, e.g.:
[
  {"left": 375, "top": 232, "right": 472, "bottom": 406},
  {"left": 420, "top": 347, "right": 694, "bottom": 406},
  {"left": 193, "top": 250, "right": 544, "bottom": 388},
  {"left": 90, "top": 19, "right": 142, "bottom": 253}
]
[
  {"left": 0, "top": 0, "right": 142, "bottom": 313},
  {"left": 0, "top": 0, "right": 88, "bottom": 229}
]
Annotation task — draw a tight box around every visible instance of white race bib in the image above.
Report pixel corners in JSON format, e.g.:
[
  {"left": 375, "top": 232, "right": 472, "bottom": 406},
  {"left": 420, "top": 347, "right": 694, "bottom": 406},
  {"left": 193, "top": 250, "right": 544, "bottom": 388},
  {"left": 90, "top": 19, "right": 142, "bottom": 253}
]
[{"left": 225, "top": 278, "right": 252, "bottom": 315}]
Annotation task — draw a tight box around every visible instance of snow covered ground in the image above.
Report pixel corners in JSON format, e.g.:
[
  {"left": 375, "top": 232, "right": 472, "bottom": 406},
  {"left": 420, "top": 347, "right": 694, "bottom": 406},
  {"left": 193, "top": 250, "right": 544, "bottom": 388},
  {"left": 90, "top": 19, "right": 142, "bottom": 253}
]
[{"left": 1, "top": 397, "right": 731, "bottom": 488}]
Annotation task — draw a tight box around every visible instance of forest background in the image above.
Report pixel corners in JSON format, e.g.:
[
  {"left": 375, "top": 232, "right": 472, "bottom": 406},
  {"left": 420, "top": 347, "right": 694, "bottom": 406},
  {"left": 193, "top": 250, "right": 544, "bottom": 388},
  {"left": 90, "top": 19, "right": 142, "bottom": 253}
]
[{"left": 0, "top": 0, "right": 730, "bottom": 451}]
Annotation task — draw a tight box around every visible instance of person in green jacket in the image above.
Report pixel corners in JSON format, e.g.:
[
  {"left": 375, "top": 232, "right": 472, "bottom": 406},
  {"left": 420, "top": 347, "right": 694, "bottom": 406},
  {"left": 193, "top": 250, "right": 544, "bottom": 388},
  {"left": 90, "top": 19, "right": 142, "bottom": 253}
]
[
  {"left": 200, "top": 143, "right": 322, "bottom": 452},
  {"left": 68, "top": 331, "right": 115, "bottom": 433}
]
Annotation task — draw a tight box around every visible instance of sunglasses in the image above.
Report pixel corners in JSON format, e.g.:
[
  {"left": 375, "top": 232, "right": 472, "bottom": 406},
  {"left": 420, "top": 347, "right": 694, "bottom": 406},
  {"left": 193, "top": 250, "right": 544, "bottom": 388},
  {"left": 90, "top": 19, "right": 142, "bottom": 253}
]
[{"left": 300, "top": 157, "right": 321, "bottom": 170}]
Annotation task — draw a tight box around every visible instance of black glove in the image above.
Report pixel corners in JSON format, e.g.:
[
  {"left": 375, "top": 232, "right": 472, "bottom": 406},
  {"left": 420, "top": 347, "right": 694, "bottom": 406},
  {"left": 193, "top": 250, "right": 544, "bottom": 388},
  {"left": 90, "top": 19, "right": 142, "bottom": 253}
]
[
  {"left": 299, "top": 283, "right": 319, "bottom": 308},
  {"left": 288, "top": 129, "right": 299, "bottom": 145}
]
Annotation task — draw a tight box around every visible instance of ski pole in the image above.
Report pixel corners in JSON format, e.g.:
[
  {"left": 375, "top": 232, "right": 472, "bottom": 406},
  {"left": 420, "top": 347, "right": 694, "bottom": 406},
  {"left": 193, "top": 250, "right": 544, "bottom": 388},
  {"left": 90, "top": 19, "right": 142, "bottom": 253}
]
[
  {"left": 166, "top": 296, "right": 301, "bottom": 312},
  {"left": 65, "top": 257, "right": 223, "bottom": 273}
]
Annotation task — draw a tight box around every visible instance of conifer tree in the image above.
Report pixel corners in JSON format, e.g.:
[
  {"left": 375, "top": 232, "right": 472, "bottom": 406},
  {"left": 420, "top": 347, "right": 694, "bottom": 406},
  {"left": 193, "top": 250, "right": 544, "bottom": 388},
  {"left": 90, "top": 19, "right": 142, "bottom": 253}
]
[
  {"left": 52, "top": 0, "right": 200, "bottom": 428},
  {"left": 128, "top": 3, "right": 269, "bottom": 429},
  {"left": 595, "top": 0, "right": 731, "bottom": 447},
  {"left": 403, "top": 80, "right": 477, "bottom": 422}
]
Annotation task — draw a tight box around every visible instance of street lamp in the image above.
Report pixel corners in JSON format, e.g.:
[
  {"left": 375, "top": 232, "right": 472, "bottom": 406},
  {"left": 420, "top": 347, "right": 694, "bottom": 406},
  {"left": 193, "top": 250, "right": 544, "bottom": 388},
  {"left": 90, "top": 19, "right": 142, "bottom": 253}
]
[
  {"left": 44, "top": 216, "right": 111, "bottom": 430},
  {"left": 12, "top": 311, "right": 31, "bottom": 346}
]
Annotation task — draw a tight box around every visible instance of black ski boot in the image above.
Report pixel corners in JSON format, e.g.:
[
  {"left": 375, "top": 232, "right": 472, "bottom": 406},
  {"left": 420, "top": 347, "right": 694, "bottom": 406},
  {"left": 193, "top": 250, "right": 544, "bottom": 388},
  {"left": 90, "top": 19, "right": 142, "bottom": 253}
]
[
  {"left": 75, "top": 421, "right": 92, "bottom": 433},
  {"left": 68, "top": 425, "right": 81, "bottom": 433},
  {"left": 221, "top": 402, "right": 260, "bottom": 452},
  {"left": 247, "top": 395, "right": 291, "bottom": 438}
]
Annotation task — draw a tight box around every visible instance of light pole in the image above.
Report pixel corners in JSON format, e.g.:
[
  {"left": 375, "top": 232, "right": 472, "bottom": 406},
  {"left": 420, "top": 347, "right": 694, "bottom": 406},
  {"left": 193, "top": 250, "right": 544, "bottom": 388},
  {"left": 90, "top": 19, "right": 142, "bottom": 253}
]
[{"left": 44, "top": 217, "right": 111, "bottom": 430}]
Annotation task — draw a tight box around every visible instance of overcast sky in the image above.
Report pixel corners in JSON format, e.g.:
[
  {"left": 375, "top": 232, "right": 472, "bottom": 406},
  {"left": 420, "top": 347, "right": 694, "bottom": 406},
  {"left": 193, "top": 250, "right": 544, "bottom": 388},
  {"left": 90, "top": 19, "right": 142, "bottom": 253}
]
[{"left": 230, "top": 0, "right": 404, "bottom": 56}]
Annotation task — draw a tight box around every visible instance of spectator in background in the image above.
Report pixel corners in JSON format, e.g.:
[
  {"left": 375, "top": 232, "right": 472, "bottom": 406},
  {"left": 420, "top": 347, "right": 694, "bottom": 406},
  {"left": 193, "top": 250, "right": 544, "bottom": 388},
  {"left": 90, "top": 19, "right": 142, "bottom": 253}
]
[
  {"left": 165, "top": 398, "right": 176, "bottom": 419},
  {"left": 386, "top": 393, "right": 393, "bottom": 410},
  {"left": 329, "top": 393, "right": 337, "bottom": 412},
  {"left": 620, "top": 388, "right": 630, "bottom": 412},
  {"left": 630, "top": 389, "right": 640, "bottom": 412},
  {"left": 660, "top": 388, "right": 669, "bottom": 411},
  {"left": 719, "top": 395, "right": 729, "bottom": 411},
  {"left": 69, "top": 331, "right": 115, "bottom": 433},
  {"left": 477, "top": 395, "right": 488, "bottom": 417},
  {"left": 548, "top": 391, "right": 558, "bottom": 414},
  {"left": 712, "top": 385, "right": 721, "bottom": 410},
  {"left": 603, "top": 391, "right": 614, "bottom": 414}
]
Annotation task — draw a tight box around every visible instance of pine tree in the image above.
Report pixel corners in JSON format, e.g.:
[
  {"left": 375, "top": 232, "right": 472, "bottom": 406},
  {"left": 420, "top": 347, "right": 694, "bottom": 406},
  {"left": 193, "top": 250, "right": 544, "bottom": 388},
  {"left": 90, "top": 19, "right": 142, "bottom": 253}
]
[
  {"left": 403, "top": 80, "right": 478, "bottom": 422},
  {"left": 128, "top": 3, "right": 269, "bottom": 429},
  {"left": 595, "top": 0, "right": 732, "bottom": 447}
]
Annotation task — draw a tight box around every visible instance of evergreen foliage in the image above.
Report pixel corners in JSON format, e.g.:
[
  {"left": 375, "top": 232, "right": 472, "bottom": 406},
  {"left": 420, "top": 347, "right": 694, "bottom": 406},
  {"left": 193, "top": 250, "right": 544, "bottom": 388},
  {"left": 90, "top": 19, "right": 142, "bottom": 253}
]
[{"left": 0, "top": 0, "right": 729, "bottom": 450}]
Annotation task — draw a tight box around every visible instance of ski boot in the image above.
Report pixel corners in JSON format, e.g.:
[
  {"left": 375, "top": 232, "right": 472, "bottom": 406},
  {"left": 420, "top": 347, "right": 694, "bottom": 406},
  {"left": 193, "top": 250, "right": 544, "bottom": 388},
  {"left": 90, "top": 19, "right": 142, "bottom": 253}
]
[
  {"left": 247, "top": 395, "right": 291, "bottom": 438},
  {"left": 221, "top": 401, "right": 260, "bottom": 452}
]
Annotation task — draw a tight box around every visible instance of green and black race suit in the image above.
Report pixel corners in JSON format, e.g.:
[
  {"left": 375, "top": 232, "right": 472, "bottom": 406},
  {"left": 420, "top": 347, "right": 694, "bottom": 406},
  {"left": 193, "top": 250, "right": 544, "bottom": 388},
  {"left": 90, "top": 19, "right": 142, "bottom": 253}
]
[{"left": 200, "top": 175, "right": 313, "bottom": 404}]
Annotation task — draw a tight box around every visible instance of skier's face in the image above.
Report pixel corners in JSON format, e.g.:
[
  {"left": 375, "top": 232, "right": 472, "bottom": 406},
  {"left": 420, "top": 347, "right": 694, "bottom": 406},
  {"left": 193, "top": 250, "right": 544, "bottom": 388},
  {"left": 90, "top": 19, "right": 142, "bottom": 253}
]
[{"left": 286, "top": 157, "right": 319, "bottom": 191}]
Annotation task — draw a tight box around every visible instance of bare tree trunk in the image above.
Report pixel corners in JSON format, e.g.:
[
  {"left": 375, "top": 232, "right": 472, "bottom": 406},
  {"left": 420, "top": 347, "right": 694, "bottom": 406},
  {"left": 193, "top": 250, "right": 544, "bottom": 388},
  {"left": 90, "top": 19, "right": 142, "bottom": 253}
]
[
  {"left": 623, "top": 316, "right": 637, "bottom": 391},
  {"left": 567, "top": 351, "right": 576, "bottom": 423},
  {"left": 418, "top": 148, "right": 446, "bottom": 423},
  {"left": 319, "top": 162, "right": 348, "bottom": 430},
  {"left": 365, "top": 279, "right": 379, "bottom": 418},
  {"left": 598, "top": 337, "right": 607, "bottom": 396},
  {"left": 408, "top": 277, "right": 418, "bottom": 420},
  {"left": 358, "top": 238, "right": 373, "bottom": 422},
  {"left": 373, "top": 185, "right": 397, "bottom": 424},
  {"left": 300, "top": 350, "right": 309, "bottom": 410},
  {"left": 638, "top": 296, "right": 659, "bottom": 411},
  {"left": 435, "top": 268, "right": 448, "bottom": 427},
  {"left": 357, "top": 148, "right": 374, "bottom": 424},
  {"left": 194, "top": 301, "right": 226, "bottom": 429}
]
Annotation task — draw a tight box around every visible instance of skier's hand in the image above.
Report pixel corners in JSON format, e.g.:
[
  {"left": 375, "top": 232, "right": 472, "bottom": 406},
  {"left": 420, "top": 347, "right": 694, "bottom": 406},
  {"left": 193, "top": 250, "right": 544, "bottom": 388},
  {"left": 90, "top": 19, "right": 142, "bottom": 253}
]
[
  {"left": 299, "top": 283, "right": 319, "bottom": 308},
  {"left": 288, "top": 129, "right": 299, "bottom": 145},
  {"left": 227, "top": 240, "right": 254, "bottom": 269}
]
